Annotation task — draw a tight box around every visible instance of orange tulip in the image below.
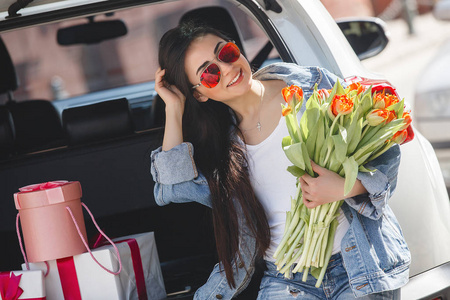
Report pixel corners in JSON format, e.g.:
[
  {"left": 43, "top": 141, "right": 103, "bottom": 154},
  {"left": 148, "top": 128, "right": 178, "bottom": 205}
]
[
  {"left": 399, "top": 110, "right": 412, "bottom": 130},
  {"left": 317, "top": 89, "right": 330, "bottom": 103},
  {"left": 348, "top": 82, "right": 366, "bottom": 94},
  {"left": 366, "top": 109, "right": 390, "bottom": 126},
  {"left": 330, "top": 94, "right": 353, "bottom": 116},
  {"left": 392, "top": 129, "right": 408, "bottom": 144},
  {"left": 373, "top": 92, "right": 386, "bottom": 109},
  {"left": 386, "top": 110, "right": 397, "bottom": 124},
  {"left": 282, "top": 106, "right": 293, "bottom": 116},
  {"left": 385, "top": 94, "right": 400, "bottom": 108},
  {"left": 282, "top": 85, "right": 303, "bottom": 104}
]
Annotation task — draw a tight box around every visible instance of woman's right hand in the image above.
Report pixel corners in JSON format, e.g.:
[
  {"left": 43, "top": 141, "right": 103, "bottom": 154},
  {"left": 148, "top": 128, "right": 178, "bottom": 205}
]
[
  {"left": 155, "top": 68, "right": 185, "bottom": 151},
  {"left": 155, "top": 68, "right": 186, "bottom": 116}
]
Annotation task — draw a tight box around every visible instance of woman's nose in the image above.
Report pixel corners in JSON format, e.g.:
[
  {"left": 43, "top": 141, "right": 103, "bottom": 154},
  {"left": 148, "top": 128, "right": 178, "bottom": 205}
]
[{"left": 218, "top": 60, "right": 234, "bottom": 77}]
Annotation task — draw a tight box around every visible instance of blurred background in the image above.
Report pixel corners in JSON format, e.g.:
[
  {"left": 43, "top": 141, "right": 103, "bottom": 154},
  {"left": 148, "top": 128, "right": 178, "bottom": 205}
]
[{"left": 325, "top": 0, "right": 450, "bottom": 195}]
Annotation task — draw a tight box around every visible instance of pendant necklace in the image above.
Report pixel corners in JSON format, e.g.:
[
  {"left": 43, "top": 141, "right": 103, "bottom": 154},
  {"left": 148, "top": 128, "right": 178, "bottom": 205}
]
[{"left": 242, "top": 80, "right": 264, "bottom": 133}]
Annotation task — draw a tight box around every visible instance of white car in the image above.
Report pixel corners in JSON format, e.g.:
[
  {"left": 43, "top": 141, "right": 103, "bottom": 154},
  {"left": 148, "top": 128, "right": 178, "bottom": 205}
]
[{"left": 0, "top": 0, "right": 449, "bottom": 299}]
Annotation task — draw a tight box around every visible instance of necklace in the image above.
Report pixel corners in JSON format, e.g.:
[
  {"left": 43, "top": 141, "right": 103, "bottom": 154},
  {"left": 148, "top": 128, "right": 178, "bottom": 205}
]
[{"left": 241, "top": 80, "right": 264, "bottom": 132}]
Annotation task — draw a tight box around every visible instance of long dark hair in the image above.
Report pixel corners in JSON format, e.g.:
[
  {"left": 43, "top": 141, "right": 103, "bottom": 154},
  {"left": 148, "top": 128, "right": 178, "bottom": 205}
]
[{"left": 158, "top": 22, "right": 270, "bottom": 287}]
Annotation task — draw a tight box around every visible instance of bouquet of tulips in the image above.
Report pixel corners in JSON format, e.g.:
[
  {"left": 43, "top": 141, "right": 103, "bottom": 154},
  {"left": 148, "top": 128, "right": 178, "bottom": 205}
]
[{"left": 273, "top": 79, "right": 413, "bottom": 287}]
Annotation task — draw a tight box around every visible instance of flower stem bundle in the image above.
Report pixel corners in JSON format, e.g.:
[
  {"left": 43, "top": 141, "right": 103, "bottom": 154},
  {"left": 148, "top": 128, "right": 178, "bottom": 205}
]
[{"left": 274, "top": 81, "right": 413, "bottom": 287}]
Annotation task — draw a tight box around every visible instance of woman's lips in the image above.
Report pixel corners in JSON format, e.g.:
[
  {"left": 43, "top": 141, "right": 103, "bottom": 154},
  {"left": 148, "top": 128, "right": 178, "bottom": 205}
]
[{"left": 227, "top": 69, "right": 243, "bottom": 87}]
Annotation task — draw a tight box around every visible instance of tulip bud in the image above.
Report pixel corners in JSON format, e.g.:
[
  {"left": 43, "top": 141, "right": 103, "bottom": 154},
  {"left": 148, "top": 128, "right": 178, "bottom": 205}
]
[
  {"left": 392, "top": 129, "right": 408, "bottom": 144},
  {"left": 282, "top": 85, "right": 303, "bottom": 105},
  {"left": 373, "top": 93, "right": 386, "bottom": 109},
  {"left": 399, "top": 110, "right": 412, "bottom": 130},
  {"left": 366, "top": 109, "right": 389, "bottom": 126},
  {"left": 282, "top": 106, "right": 293, "bottom": 116}
]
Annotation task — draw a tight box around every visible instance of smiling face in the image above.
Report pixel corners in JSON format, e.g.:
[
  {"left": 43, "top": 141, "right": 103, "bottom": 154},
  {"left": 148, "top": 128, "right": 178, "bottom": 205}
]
[{"left": 184, "top": 34, "right": 253, "bottom": 102}]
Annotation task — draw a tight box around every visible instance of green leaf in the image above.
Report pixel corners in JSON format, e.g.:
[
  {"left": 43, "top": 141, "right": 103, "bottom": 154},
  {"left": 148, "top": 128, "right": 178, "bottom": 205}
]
[
  {"left": 301, "top": 142, "right": 313, "bottom": 176},
  {"left": 282, "top": 135, "right": 292, "bottom": 148},
  {"left": 287, "top": 165, "right": 306, "bottom": 177},
  {"left": 334, "top": 79, "right": 345, "bottom": 95},
  {"left": 328, "top": 152, "right": 340, "bottom": 173},
  {"left": 319, "top": 134, "right": 330, "bottom": 165},
  {"left": 387, "top": 99, "right": 404, "bottom": 117},
  {"left": 358, "top": 119, "right": 404, "bottom": 149},
  {"left": 332, "top": 130, "right": 347, "bottom": 164},
  {"left": 314, "top": 116, "right": 326, "bottom": 162},
  {"left": 360, "top": 93, "right": 373, "bottom": 116},
  {"left": 347, "top": 117, "right": 363, "bottom": 155},
  {"left": 359, "top": 165, "right": 377, "bottom": 173},
  {"left": 283, "top": 143, "right": 306, "bottom": 170},
  {"left": 343, "top": 156, "right": 358, "bottom": 196},
  {"left": 284, "top": 113, "right": 301, "bottom": 144},
  {"left": 301, "top": 96, "right": 321, "bottom": 141}
]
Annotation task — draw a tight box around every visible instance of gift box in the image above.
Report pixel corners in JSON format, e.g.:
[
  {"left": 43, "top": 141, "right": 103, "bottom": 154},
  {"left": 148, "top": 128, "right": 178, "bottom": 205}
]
[
  {"left": 96, "top": 232, "right": 166, "bottom": 300},
  {"left": 23, "top": 232, "right": 166, "bottom": 300},
  {"left": 0, "top": 270, "right": 46, "bottom": 300}
]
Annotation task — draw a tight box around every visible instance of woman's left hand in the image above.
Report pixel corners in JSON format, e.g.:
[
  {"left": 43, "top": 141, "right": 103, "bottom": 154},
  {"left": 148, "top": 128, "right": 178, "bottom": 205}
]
[{"left": 300, "top": 161, "right": 367, "bottom": 209}]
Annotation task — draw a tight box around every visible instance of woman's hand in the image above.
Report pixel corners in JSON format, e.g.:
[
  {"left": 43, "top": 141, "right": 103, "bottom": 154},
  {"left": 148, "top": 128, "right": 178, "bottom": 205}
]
[
  {"left": 300, "top": 161, "right": 367, "bottom": 209},
  {"left": 155, "top": 68, "right": 186, "bottom": 115},
  {"left": 155, "top": 68, "right": 186, "bottom": 151}
]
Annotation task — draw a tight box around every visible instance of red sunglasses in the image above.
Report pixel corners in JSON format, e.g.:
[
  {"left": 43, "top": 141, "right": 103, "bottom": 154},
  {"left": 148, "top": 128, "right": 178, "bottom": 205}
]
[{"left": 192, "top": 41, "right": 241, "bottom": 89}]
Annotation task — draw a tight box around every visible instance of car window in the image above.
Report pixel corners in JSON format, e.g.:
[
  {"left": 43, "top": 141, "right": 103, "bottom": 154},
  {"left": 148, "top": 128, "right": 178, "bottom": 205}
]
[{"left": 0, "top": 0, "right": 279, "bottom": 106}]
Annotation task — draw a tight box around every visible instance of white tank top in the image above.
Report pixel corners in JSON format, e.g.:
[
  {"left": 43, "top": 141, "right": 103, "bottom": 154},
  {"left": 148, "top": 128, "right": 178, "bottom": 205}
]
[{"left": 245, "top": 116, "right": 350, "bottom": 261}]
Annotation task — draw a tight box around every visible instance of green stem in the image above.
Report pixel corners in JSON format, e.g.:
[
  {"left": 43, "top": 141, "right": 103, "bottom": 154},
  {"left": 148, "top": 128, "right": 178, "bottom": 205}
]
[
  {"left": 279, "top": 223, "right": 306, "bottom": 268},
  {"left": 302, "top": 267, "right": 309, "bottom": 282},
  {"left": 273, "top": 202, "right": 301, "bottom": 259},
  {"left": 311, "top": 227, "right": 327, "bottom": 267},
  {"left": 287, "top": 218, "right": 305, "bottom": 245},
  {"left": 315, "top": 219, "right": 339, "bottom": 288},
  {"left": 329, "top": 113, "right": 341, "bottom": 136},
  {"left": 279, "top": 244, "right": 304, "bottom": 274},
  {"left": 360, "top": 125, "right": 370, "bottom": 141},
  {"left": 367, "top": 141, "right": 393, "bottom": 162}
]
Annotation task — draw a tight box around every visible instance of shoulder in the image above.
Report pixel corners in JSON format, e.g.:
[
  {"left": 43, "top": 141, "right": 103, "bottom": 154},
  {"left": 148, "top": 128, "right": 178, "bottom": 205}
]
[{"left": 253, "top": 62, "right": 341, "bottom": 93}]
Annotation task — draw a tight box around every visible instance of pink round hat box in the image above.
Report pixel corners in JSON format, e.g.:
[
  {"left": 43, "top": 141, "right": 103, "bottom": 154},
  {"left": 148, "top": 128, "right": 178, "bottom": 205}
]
[{"left": 14, "top": 181, "right": 88, "bottom": 262}]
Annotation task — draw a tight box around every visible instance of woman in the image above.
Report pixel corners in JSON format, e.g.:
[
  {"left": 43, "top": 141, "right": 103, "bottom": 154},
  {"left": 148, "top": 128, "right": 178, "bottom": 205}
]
[{"left": 150, "top": 22, "right": 410, "bottom": 299}]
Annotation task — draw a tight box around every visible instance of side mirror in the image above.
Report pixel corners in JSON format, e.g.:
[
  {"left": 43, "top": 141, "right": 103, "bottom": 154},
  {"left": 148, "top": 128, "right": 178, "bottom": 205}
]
[
  {"left": 433, "top": 0, "right": 450, "bottom": 21},
  {"left": 336, "top": 17, "right": 389, "bottom": 60},
  {"left": 57, "top": 18, "right": 127, "bottom": 45}
]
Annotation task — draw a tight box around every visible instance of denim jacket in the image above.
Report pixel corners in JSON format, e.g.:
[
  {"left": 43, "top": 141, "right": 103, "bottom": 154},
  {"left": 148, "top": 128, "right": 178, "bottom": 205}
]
[{"left": 150, "top": 63, "right": 410, "bottom": 299}]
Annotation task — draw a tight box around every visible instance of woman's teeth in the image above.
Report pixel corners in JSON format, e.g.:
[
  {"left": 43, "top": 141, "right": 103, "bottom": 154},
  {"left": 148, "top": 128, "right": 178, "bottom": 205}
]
[{"left": 228, "top": 71, "right": 241, "bottom": 87}]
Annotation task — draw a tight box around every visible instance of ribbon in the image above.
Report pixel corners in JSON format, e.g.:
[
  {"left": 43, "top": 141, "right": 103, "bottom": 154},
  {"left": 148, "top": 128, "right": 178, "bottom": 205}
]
[
  {"left": 0, "top": 272, "right": 23, "bottom": 300},
  {"left": 114, "top": 239, "right": 148, "bottom": 300},
  {"left": 56, "top": 258, "right": 82, "bottom": 300},
  {"left": 18, "top": 181, "right": 69, "bottom": 193},
  {"left": 92, "top": 235, "right": 147, "bottom": 300}
]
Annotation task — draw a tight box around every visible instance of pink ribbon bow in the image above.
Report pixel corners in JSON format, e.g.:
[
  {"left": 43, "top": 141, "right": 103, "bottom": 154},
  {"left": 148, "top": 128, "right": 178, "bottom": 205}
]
[
  {"left": 0, "top": 272, "right": 24, "bottom": 300},
  {"left": 18, "top": 181, "right": 69, "bottom": 193}
]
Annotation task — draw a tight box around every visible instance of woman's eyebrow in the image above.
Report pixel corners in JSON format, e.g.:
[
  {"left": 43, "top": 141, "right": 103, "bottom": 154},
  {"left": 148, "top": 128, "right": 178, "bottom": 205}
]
[{"left": 196, "top": 41, "right": 224, "bottom": 75}]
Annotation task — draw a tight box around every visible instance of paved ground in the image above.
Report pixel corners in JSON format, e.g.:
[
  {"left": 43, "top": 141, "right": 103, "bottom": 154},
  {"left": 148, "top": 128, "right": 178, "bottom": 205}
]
[{"left": 362, "top": 12, "right": 450, "bottom": 110}]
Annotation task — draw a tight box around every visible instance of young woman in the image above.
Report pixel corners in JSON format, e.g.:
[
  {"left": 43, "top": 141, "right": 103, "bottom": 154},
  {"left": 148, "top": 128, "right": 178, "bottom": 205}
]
[{"left": 150, "top": 22, "right": 410, "bottom": 299}]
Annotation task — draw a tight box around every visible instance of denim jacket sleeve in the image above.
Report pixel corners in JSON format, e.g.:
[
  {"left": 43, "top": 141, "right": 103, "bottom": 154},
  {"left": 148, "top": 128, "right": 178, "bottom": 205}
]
[
  {"left": 150, "top": 142, "right": 212, "bottom": 208},
  {"left": 344, "top": 144, "right": 401, "bottom": 220}
]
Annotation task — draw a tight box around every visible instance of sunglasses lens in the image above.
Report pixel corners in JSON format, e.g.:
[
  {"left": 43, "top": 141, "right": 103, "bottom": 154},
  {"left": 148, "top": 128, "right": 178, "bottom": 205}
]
[
  {"left": 200, "top": 63, "right": 221, "bottom": 88},
  {"left": 218, "top": 42, "right": 240, "bottom": 63}
]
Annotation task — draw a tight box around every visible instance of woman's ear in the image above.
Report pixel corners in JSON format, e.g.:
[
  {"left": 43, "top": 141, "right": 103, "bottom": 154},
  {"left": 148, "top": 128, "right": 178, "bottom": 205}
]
[{"left": 193, "top": 90, "right": 209, "bottom": 102}]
